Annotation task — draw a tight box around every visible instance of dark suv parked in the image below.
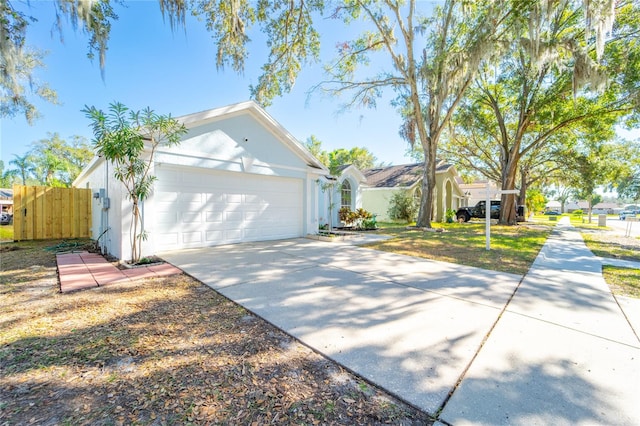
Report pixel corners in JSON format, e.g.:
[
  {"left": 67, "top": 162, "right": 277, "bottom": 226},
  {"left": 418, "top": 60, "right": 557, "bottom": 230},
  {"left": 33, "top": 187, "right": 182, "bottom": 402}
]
[{"left": 456, "top": 201, "right": 523, "bottom": 222}]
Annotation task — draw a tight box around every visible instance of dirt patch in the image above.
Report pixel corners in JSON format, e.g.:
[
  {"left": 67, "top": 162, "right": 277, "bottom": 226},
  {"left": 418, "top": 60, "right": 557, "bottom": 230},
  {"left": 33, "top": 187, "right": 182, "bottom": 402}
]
[
  {"left": 581, "top": 228, "right": 640, "bottom": 261},
  {"left": 0, "top": 240, "right": 433, "bottom": 425}
]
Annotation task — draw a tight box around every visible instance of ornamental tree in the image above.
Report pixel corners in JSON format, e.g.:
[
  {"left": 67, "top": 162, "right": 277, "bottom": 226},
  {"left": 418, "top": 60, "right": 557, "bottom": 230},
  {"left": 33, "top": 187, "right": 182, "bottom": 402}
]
[{"left": 83, "top": 102, "right": 187, "bottom": 263}]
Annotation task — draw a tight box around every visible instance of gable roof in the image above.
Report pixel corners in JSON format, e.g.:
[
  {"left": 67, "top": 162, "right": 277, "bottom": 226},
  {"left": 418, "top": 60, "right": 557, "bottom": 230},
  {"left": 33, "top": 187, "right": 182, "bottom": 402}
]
[
  {"left": 335, "top": 164, "right": 367, "bottom": 183},
  {"left": 74, "top": 101, "right": 328, "bottom": 186},
  {"left": 176, "top": 101, "right": 327, "bottom": 172},
  {"left": 362, "top": 162, "right": 454, "bottom": 188}
]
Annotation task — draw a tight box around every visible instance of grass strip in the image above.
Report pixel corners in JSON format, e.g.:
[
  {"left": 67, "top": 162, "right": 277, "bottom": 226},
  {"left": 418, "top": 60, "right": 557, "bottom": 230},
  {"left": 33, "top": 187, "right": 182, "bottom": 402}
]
[{"left": 366, "top": 222, "right": 551, "bottom": 275}]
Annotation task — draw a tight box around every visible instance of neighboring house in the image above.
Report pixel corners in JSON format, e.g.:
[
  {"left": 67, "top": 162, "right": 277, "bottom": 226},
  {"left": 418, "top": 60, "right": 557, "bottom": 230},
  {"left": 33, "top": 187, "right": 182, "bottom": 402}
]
[
  {"left": 564, "top": 201, "right": 623, "bottom": 214},
  {"left": 0, "top": 188, "right": 13, "bottom": 214},
  {"left": 363, "top": 162, "right": 465, "bottom": 222},
  {"left": 565, "top": 201, "right": 589, "bottom": 213},
  {"left": 74, "top": 101, "right": 328, "bottom": 261},
  {"left": 545, "top": 200, "right": 562, "bottom": 213},
  {"left": 592, "top": 202, "right": 623, "bottom": 214},
  {"left": 318, "top": 162, "right": 465, "bottom": 224}
]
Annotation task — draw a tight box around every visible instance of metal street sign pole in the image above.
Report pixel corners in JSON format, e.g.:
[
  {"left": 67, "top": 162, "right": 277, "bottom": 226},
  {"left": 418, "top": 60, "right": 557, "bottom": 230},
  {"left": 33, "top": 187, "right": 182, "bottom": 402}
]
[
  {"left": 486, "top": 185, "right": 520, "bottom": 251},
  {"left": 486, "top": 185, "right": 491, "bottom": 250}
]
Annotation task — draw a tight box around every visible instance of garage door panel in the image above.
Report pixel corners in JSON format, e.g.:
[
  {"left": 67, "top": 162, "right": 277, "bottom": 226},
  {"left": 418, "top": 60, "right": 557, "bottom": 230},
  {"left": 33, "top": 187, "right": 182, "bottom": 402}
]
[
  {"left": 155, "top": 166, "right": 303, "bottom": 251},
  {"left": 180, "top": 192, "right": 203, "bottom": 203},
  {"left": 206, "top": 193, "right": 225, "bottom": 204},
  {"left": 156, "top": 191, "right": 178, "bottom": 202},
  {"left": 244, "top": 227, "right": 261, "bottom": 239},
  {"left": 226, "top": 194, "right": 243, "bottom": 203},
  {"left": 181, "top": 212, "right": 202, "bottom": 223},
  {"left": 224, "top": 211, "right": 243, "bottom": 222},
  {"left": 205, "top": 212, "right": 223, "bottom": 222},
  {"left": 158, "top": 233, "right": 179, "bottom": 245},
  {"left": 244, "top": 211, "right": 264, "bottom": 221},
  {"left": 182, "top": 232, "right": 202, "bottom": 244},
  {"left": 205, "top": 230, "right": 223, "bottom": 242},
  {"left": 244, "top": 194, "right": 265, "bottom": 204},
  {"left": 224, "top": 229, "right": 243, "bottom": 241},
  {"left": 157, "top": 211, "right": 177, "bottom": 224}
]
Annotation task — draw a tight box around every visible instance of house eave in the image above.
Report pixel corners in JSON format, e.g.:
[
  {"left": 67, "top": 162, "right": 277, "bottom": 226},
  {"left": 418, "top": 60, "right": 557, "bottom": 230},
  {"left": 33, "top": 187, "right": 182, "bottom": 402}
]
[{"left": 72, "top": 155, "right": 103, "bottom": 187}]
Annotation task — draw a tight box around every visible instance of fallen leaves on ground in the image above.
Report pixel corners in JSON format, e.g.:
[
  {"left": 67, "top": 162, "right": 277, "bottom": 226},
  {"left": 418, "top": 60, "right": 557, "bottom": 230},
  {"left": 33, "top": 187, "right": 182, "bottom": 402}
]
[{"left": 0, "top": 240, "right": 433, "bottom": 425}]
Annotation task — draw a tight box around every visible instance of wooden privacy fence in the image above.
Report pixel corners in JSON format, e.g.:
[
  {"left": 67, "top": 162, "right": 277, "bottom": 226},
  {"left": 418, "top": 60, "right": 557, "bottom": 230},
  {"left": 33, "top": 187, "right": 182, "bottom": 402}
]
[{"left": 13, "top": 185, "right": 92, "bottom": 241}]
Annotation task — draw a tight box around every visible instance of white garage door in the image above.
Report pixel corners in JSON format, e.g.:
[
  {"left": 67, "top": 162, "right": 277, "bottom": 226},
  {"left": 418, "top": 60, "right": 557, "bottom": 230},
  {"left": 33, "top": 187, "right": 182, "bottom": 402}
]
[{"left": 154, "top": 166, "right": 304, "bottom": 251}]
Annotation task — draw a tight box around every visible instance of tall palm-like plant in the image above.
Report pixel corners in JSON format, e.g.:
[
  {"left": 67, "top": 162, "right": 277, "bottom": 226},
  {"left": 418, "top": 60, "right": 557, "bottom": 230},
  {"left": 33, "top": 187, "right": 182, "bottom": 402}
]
[
  {"left": 9, "top": 154, "right": 31, "bottom": 185},
  {"left": 83, "top": 102, "right": 187, "bottom": 263}
]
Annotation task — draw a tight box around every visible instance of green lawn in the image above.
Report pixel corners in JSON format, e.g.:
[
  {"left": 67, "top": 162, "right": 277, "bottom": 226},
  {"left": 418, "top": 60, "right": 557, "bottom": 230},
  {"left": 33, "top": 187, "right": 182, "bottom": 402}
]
[
  {"left": 365, "top": 221, "right": 552, "bottom": 275},
  {"left": 582, "top": 233, "right": 640, "bottom": 262},
  {"left": 602, "top": 265, "right": 640, "bottom": 299},
  {"left": 581, "top": 231, "right": 640, "bottom": 299},
  {"left": 0, "top": 224, "right": 13, "bottom": 242},
  {"left": 368, "top": 220, "right": 639, "bottom": 299}
]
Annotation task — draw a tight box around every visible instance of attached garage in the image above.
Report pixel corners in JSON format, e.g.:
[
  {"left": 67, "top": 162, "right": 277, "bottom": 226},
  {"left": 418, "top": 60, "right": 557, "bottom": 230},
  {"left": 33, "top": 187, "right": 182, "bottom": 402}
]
[
  {"left": 74, "top": 101, "right": 327, "bottom": 261},
  {"left": 154, "top": 165, "right": 303, "bottom": 251}
]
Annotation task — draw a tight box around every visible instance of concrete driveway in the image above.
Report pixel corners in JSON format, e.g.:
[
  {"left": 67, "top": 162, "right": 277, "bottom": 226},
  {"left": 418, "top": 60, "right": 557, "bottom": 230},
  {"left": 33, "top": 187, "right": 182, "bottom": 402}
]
[{"left": 161, "top": 238, "right": 522, "bottom": 415}]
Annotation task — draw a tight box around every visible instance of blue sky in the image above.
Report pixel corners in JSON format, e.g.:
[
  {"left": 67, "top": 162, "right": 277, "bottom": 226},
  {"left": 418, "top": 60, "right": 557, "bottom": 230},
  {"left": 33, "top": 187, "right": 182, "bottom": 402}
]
[
  {"left": 2, "top": 2, "right": 637, "bottom": 173},
  {"left": 1, "top": 1, "right": 414, "bottom": 168}
]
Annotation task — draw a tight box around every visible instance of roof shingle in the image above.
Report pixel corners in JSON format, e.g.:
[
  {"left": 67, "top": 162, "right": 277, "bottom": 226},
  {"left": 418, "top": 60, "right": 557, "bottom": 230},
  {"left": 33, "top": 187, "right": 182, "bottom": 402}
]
[{"left": 362, "top": 162, "right": 452, "bottom": 188}]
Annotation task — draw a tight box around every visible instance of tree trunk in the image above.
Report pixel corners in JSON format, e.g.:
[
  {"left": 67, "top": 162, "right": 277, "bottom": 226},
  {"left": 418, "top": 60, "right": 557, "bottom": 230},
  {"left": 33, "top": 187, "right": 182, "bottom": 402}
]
[
  {"left": 416, "top": 162, "right": 436, "bottom": 227},
  {"left": 519, "top": 168, "right": 527, "bottom": 220},
  {"left": 131, "top": 199, "right": 140, "bottom": 263},
  {"left": 499, "top": 150, "right": 520, "bottom": 225},
  {"left": 416, "top": 137, "right": 437, "bottom": 227}
]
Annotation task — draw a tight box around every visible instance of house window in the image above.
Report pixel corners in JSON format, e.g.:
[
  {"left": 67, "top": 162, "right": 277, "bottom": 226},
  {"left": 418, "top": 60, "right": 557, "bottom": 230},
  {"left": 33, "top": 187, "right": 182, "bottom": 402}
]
[{"left": 341, "top": 180, "right": 352, "bottom": 209}]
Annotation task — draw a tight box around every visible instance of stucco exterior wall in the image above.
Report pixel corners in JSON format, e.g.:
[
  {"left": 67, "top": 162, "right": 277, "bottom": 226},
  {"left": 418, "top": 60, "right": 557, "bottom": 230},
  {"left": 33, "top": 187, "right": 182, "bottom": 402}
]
[
  {"left": 73, "top": 158, "right": 130, "bottom": 260},
  {"left": 362, "top": 188, "right": 401, "bottom": 222},
  {"left": 155, "top": 113, "right": 311, "bottom": 180},
  {"left": 435, "top": 172, "right": 464, "bottom": 222}
]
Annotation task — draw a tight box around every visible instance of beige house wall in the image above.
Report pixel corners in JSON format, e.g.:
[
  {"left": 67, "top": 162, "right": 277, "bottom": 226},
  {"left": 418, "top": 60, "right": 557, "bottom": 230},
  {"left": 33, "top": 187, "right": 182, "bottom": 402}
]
[
  {"left": 362, "top": 188, "right": 402, "bottom": 222},
  {"left": 434, "top": 172, "right": 464, "bottom": 222}
]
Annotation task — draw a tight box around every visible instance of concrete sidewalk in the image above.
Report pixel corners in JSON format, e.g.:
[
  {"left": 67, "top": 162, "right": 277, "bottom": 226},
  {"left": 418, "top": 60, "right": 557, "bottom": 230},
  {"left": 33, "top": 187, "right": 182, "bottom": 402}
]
[{"left": 441, "top": 217, "right": 640, "bottom": 425}]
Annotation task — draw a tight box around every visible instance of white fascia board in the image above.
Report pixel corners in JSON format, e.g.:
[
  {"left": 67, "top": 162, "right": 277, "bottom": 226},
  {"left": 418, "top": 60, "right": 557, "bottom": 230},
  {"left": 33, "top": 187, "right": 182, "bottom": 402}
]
[
  {"left": 338, "top": 165, "right": 368, "bottom": 183},
  {"left": 175, "top": 100, "right": 256, "bottom": 127},
  {"left": 72, "top": 155, "right": 103, "bottom": 187}
]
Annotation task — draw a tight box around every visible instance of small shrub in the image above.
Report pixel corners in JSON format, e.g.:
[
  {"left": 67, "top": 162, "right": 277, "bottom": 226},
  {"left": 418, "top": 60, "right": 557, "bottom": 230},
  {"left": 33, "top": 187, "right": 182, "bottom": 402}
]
[
  {"left": 339, "top": 207, "right": 354, "bottom": 224},
  {"left": 339, "top": 207, "right": 376, "bottom": 229},
  {"left": 445, "top": 208, "right": 456, "bottom": 223},
  {"left": 572, "top": 209, "right": 583, "bottom": 215},
  {"left": 387, "top": 191, "right": 418, "bottom": 223},
  {"left": 362, "top": 215, "right": 377, "bottom": 230}
]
